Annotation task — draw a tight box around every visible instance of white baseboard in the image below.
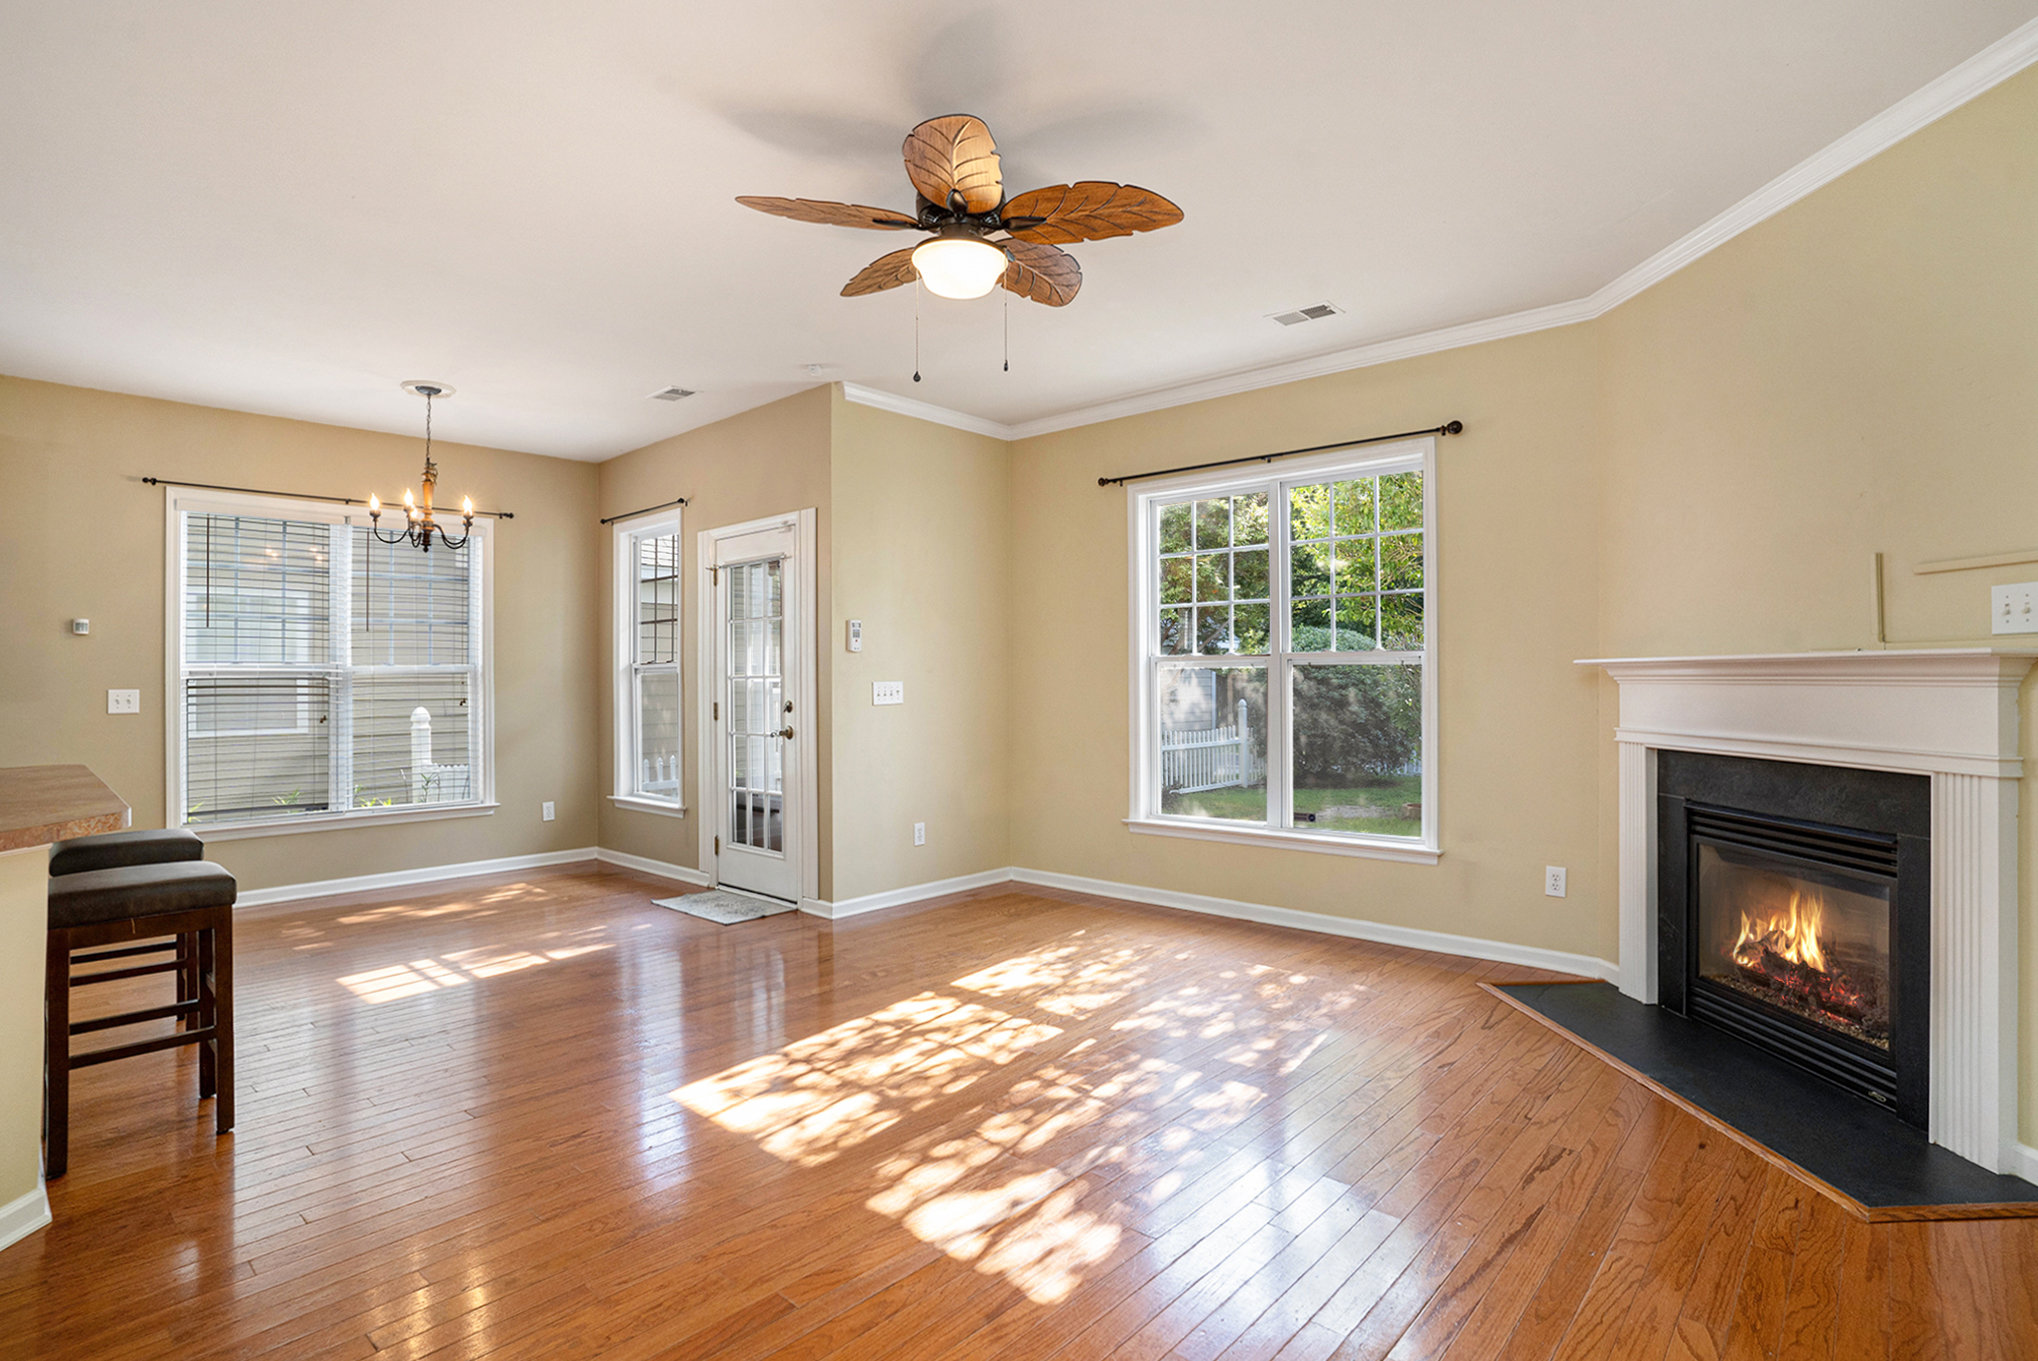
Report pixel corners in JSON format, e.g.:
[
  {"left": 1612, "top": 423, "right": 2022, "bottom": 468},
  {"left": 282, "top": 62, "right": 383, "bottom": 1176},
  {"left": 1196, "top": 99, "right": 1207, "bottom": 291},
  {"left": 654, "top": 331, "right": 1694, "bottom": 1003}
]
[
  {"left": 801, "top": 868, "right": 1017, "bottom": 921},
  {"left": 233, "top": 844, "right": 1615, "bottom": 982},
  {"left": 235, "top": 847, "right": 601, "bottom": 912},
  {"left": 1010, "top": 867, "right": 1621, "bottom": 982},
  {"left": 2014, "top": 1142, "right": 2038, "bottom": 1184},
  {"left": 593, "top": 847, "right": 712, "bottom": 887},
  {"left": 0, "top": 1184, "right": 50, "bottom": 1253}
]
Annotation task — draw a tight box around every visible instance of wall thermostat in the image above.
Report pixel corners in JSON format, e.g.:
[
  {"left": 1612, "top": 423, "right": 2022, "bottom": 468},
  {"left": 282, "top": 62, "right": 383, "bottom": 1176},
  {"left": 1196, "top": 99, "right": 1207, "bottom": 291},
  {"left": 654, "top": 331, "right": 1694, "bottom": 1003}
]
[
  {"left": 846, "top": 619, "right": 863, "bottom": 652},
  {"left": 71, "top": 618, "right": 90, "bottom": 635}
]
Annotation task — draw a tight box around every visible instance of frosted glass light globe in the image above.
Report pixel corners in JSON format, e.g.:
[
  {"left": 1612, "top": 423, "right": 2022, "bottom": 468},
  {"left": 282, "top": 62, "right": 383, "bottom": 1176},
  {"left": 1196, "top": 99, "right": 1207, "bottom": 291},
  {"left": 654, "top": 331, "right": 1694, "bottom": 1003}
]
[{"left": 911, "top": 235, "right": 1008, "bottom": 300}]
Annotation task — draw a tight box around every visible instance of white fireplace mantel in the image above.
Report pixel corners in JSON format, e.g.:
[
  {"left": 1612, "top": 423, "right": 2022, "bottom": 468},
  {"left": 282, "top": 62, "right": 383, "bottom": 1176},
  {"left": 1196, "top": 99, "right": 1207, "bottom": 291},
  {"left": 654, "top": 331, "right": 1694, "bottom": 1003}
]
[{"left": 1583, "top": 648, "right": 2038, "bottom": 1173}]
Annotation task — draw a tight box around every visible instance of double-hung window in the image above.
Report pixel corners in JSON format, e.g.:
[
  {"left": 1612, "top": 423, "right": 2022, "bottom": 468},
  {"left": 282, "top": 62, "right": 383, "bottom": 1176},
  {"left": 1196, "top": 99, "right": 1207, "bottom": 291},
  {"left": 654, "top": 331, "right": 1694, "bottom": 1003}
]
[
  {"left": 1128, "top": 438, "right": 1438, "bottom": 861},
  {"left": 612, "top": 514, "right": 684, "bottom": 812},
  {"left": 170, "top": 490, "right": 491, "bottom": 833}
]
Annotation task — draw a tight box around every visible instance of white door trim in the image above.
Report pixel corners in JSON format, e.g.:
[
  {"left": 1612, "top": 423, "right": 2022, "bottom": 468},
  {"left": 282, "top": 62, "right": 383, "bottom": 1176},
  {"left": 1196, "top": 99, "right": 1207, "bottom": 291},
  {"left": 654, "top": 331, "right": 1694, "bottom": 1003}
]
[{"left": 696, "top": 509, "right": 819, "bottom": 905}]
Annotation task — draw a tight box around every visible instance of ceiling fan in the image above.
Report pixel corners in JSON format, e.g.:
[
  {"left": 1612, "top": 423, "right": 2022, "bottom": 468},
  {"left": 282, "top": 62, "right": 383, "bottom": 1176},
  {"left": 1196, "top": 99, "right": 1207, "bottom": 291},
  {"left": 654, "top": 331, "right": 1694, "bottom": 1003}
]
[{"left": 737, "top": 114, "right": 1182, "bottom": 307}]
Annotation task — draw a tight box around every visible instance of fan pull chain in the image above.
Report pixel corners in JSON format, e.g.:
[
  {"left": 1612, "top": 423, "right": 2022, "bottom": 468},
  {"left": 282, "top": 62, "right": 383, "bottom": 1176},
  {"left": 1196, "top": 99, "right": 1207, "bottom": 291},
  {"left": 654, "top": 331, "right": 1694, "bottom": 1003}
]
[
  {"left": 1003, "top": 289, "right": 1010, "bottom": 373},
  {"left": 912, "top": 281, "right": 921, "bottom": 383}
]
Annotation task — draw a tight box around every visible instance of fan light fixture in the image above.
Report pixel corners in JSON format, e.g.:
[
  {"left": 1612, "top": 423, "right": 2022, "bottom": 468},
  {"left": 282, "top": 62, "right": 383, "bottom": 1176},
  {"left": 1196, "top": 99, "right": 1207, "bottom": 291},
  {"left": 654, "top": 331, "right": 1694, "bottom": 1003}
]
[
  {"left": 369, "top": 382, "right": 472, "bottom": 553},
  {"left": 910, "top": 230, "right": 1008, "bottom": 300}
]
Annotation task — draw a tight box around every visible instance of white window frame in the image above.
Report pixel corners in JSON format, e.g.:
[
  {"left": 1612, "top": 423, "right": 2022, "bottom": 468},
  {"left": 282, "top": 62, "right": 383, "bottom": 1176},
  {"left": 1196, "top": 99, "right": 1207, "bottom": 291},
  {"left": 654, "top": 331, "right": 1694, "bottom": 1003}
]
[
  {"left": 163, "top": 487, "right": 497, "bottom": 840},
  {"left": 1125, "top": 436, "right": 1440, "bottom": 864},
  {"left": 611, "top": 510, "right": 687, "bottom": 816}
]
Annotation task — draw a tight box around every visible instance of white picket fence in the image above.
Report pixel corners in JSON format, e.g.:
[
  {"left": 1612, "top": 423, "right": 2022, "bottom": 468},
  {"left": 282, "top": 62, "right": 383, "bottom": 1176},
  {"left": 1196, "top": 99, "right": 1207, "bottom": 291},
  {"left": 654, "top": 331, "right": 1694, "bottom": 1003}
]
[
  {"left": 1161, "top": 699, "right": 1257, "bottom": 793},
  {"left": 639, "top": 753, "right": 680, "bottom": 798},
  {"left": 409, "top": 707, "right": 471, "bottom": 805}
]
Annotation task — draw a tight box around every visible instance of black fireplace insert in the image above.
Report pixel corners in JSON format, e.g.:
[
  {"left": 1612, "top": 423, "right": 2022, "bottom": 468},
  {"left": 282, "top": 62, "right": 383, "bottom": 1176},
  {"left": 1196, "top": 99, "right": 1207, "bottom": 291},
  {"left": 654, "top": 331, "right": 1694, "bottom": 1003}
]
[{"left": 1658, "top": 751, "right": 1930, "bottom": 1127}]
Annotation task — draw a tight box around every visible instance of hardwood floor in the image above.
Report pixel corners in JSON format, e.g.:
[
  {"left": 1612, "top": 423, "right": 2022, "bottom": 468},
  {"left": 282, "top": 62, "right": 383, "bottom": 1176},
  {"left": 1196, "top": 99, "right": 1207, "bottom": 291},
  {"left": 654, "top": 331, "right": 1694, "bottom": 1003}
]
[{"left": 3, "top": 863, "right": 2034, "bottom": 1358}]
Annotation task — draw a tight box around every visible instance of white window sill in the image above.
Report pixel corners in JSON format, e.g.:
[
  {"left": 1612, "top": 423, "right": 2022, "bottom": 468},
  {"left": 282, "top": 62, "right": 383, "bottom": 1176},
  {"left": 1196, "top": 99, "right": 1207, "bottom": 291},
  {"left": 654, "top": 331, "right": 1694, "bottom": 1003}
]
[
  {"left": 188, "top": 802, "right": 499, "bottom": 842},
  {"left": 609, "top": 795, "right": 688, "bottom": 819},
  {"left": 1124, "top": 817, "right": 1441, "bottom": 864}
]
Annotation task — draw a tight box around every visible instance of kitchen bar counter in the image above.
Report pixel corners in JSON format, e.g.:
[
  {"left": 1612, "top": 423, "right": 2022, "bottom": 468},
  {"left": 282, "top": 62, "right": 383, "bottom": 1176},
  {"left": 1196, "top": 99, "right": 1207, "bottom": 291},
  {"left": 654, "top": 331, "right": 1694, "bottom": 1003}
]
[{"left": 0, "top": 765, "right": 129, "bottom": 1250}]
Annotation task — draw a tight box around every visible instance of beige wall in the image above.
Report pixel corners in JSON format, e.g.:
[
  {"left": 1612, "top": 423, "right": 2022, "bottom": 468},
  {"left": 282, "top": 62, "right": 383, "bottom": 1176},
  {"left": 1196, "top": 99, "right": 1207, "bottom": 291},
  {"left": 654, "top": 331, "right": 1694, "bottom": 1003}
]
[
  {"left": 828, "top": 391, "right": 1012, "bottom": 902},
  {"left": 594, "top": 389, "right": 835, "bottom": 891},
  {"left": 1008, "top": 322, "right": 1610, "bottom": 960},
  {"left": 0, "top": 376, "right": 600, "bottom": 893},
  {"left": 1593, "top": 68, "right": 2038, "bottom": 1139}
]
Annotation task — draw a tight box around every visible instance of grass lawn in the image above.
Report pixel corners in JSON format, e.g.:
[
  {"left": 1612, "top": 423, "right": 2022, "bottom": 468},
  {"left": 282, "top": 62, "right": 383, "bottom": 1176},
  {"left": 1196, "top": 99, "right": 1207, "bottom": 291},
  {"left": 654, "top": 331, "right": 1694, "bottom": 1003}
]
[{"left": 1162, "top": 774, "right": 1422, "bottom": 838}]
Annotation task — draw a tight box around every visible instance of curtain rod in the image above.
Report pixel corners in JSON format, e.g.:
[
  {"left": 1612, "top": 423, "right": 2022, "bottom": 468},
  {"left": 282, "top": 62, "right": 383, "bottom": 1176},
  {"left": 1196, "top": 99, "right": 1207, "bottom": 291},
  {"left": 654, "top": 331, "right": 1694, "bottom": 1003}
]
[
  {"left": 1096, "top": 421, "right": 1463, "bottom": 487},
  {"left": 142, "top": 476, "right": 515, "bottom": 519},
  {"left": 599, "top": 496, "right": 689, "bottom": 526}
]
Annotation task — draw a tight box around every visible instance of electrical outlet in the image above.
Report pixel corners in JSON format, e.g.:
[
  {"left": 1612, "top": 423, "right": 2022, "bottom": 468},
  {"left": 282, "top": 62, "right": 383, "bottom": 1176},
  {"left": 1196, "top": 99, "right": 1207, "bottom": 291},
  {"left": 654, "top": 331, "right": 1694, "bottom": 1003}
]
[
  {"left": 1545, "top": 866, "right": 1567, "bottom": 898},
  {"left": 542, "top": 801, "right": 556, "bottom": 822},
  {"left": 873, "top": 680, "right": 904, "bottom": 706},
  {"left": 913, "top": 822, "right": 926, "bottom": 846},
  {"left": 1991, "top": 582, "right": 2038, "bottom": 635},
  {"left": 107, "top": 689, "right": 140, "bottom": 715}
]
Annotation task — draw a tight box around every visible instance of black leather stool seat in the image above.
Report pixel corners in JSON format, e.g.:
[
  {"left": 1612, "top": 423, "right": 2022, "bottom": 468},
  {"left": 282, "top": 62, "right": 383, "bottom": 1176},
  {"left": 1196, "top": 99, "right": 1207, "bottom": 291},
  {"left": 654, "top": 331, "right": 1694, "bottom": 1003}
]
[
  {"left": 50, "top": 828, "right": 204, "bottom": 876},
  {"left": 48, "top": 861, "right": 238, "bottom": 929}
]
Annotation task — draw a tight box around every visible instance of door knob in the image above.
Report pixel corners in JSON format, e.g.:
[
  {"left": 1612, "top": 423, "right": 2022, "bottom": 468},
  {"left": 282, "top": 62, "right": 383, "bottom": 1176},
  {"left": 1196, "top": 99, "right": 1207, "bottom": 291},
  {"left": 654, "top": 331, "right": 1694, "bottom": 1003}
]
[{"left": 775, "top": 726, "right": 795, "bottom": 740}]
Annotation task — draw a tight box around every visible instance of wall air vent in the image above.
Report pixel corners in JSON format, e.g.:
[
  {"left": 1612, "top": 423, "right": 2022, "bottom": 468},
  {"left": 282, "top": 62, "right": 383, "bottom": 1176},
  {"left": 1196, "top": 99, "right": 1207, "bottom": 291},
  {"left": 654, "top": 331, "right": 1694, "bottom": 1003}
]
[
  {"left": 1269, "top": 302, "right": 1344, "bottom": 326},
  {"left": 649, "top": 386, "right": 697, "bottom": 401}
]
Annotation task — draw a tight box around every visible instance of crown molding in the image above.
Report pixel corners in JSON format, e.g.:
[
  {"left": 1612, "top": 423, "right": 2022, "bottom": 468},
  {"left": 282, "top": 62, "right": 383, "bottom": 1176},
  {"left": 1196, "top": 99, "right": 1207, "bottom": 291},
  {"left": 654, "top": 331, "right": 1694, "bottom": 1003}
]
[
  {"left": 839, "top": 382, "right": 1015, "bottom": 439},
  {"left": 1578, "top": 13, "right": 2038, "bottom": 318},
  {"left": 845, "top": 16, "right": 2038, "bottom": 446},
  {"left": 1001, "top": 296, "right": 1598, "bottom": 441}
]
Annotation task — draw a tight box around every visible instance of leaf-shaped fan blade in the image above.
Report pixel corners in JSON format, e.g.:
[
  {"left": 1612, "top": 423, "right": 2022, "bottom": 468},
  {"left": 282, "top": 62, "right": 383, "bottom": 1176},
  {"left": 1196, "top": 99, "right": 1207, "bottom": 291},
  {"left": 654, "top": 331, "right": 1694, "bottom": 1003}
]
[
  {"left": 1001, "top": 182, "right": 1184, "bottom": 244},
  {"left": 841, "top": 247, "right": 921, "bottom": 298},
  {"left": 900, "top": 115, "right": 1003, "bottom": 215},
  {"left": 736, "top": 196, "right": 919, "bottom": 230},
  {"left": 1001, "top": 239, "right": 1081, "bottom": 307}
]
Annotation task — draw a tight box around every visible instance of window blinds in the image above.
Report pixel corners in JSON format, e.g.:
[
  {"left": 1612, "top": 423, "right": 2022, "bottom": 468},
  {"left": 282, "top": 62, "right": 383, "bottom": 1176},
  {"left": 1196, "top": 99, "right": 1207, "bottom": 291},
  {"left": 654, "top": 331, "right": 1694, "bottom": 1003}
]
[{"left": 179, "top": 510, "right": 483, "bottom": 827}]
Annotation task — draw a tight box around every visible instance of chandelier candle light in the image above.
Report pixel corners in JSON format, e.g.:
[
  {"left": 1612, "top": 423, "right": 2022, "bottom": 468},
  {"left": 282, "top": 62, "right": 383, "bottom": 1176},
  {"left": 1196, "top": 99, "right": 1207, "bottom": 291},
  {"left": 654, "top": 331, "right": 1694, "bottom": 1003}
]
[{"left": 370, "top": 381, "right": 472, "bottom": 553}]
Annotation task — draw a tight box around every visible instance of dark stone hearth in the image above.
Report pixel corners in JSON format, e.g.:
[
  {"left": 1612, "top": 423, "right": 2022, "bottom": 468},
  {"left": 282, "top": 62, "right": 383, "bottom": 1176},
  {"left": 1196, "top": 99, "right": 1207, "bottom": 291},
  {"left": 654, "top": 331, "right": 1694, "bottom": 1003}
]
[{"left": 1500, "top": 982, "right": 2038, "bottom": 1213}]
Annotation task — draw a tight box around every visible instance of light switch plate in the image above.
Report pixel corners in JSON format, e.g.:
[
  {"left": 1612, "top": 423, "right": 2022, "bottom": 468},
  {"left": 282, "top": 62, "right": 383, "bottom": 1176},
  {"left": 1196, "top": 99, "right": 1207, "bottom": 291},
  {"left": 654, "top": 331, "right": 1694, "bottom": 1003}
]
[
  {"left": 107, "top": 689, "right": 140, "bottom": 715},
  {"left": 1991, "top": 582, "right": 2038, "bottom": 635},
  {"left": 542, "top": 801, "right": 556, "bottom": 821},
  {"left": 873, "top": 680, "right": 904, "bottom": 706}
]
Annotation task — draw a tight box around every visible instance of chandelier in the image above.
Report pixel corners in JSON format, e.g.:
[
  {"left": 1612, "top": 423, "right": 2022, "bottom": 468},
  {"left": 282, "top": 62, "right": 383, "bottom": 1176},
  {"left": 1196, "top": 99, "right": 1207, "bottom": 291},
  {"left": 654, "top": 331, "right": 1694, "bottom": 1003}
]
[{"left": 369, "top": 381, "right": 473, "bottom": 552}]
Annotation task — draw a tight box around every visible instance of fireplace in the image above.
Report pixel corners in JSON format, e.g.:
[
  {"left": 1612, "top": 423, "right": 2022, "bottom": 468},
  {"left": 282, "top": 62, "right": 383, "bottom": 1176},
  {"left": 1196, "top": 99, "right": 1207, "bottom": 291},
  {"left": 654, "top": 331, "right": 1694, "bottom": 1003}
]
[{"left": 1658, "top": 750, "right": 1930, "bottom": 1127}]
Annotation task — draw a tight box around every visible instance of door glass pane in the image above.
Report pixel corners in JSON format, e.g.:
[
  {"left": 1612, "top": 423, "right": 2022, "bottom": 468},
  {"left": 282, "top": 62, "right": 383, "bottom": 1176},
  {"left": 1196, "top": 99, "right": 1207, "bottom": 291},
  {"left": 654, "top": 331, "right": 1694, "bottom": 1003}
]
[
  {"left": 1289, "top": 663, "right": 1422, "bottom": 838},
  {"left": 1157, "top": 665, "right": 1268, "bottom": 823},
  {"left": 727, "top": 557, "right": 786, "bottom": 853},
  {"left": 635, "top": 670, "right": 680, "bottom": 801}
]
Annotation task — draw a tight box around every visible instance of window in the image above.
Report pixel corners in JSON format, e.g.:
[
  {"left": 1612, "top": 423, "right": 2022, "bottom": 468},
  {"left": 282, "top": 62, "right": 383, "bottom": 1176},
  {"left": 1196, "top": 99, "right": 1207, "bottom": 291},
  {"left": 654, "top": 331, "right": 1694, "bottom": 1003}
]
[
  {"left": 1129, "top": 438, "right": 1438, "bottom": 861},
  {"left": 169, "top": 492, "right": 490, "bottom": 832},
  {"left": 612, "top": 514, "right": 684, "bottom": 812}
]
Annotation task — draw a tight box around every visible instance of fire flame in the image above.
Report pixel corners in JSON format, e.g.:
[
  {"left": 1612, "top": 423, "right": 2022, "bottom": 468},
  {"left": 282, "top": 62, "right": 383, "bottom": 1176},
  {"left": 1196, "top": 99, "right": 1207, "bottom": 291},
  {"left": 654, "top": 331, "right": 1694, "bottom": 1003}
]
[{"left": 1732, "top": 889, "right": 1827, "bottom": 975}]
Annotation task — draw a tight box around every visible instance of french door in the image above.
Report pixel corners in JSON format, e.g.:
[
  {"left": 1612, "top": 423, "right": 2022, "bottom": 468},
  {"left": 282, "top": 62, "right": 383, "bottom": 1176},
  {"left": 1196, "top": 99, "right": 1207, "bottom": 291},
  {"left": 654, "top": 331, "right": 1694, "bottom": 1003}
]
[{"left": 710, "top": 520, "right": 803, "bottom": 902}]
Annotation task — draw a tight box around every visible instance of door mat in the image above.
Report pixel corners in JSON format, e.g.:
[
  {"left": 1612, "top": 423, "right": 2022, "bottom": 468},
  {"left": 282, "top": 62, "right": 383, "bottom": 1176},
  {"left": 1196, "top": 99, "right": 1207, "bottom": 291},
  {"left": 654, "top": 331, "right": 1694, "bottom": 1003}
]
[{"left": 653, "top": 890, "right": 798, "bottom": 925}]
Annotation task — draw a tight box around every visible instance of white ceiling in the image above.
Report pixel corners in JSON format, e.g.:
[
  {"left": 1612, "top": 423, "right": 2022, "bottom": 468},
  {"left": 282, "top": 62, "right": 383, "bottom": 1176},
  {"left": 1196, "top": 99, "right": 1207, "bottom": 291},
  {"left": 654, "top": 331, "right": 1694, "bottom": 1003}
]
[{"left": 2, "top": 2, "right": 2035, "bottom": 461}]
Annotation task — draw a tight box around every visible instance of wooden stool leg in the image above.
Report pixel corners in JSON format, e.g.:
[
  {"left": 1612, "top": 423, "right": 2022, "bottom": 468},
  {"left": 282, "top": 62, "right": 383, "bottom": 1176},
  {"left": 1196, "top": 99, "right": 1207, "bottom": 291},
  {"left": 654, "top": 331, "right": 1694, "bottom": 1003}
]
[
  {"left": 196, "top": 926, "right": 217, "bottom": 1099},
  {"left": 179, "top": 932, "right": 198, "bottom": 1029},
  {"left": 212, "top": 913, "right": 233, "bottom": 1134},
  {"left": 45, "top": 928, "right": 70, "bottom": 1180}
]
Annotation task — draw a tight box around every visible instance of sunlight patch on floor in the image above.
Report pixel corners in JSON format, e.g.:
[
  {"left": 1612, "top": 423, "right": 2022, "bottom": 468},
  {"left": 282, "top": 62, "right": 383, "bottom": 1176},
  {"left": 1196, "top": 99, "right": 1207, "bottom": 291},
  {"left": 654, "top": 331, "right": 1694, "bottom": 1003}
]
[
  {"left": 673, "top": 992, "right": 1062, "bottom": 1167},
  {"left": 335, "top": 939, "right": 613, "bottom": 1002}
]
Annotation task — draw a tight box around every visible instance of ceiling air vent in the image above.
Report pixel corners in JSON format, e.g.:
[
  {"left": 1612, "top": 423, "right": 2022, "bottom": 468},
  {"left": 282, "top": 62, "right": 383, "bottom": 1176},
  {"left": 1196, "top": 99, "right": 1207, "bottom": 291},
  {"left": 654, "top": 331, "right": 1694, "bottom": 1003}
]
[
  {"left": 1269, "top": 302, "right": 1344, "bottom": 327},
  {"left": 649, "top": 385, "right": 697, "bottom": 402}
]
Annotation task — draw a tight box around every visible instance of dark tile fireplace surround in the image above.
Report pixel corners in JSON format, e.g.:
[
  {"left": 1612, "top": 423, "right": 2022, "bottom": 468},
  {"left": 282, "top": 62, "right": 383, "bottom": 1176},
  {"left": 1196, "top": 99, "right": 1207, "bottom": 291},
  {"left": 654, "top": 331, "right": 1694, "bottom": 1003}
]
[{"left": 1657, "top": 750, "right": 1930, "bottom": 1127}]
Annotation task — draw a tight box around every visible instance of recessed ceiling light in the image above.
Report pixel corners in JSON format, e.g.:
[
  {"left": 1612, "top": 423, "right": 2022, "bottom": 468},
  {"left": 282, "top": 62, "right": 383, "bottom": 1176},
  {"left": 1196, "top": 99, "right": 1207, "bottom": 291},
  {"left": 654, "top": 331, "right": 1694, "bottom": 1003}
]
[
  {"left": 1268, "top": 303, "right": 1344, "bottom": 327},
  {"left": 648, "top": 385, "right": 697, "bottom": 401}
]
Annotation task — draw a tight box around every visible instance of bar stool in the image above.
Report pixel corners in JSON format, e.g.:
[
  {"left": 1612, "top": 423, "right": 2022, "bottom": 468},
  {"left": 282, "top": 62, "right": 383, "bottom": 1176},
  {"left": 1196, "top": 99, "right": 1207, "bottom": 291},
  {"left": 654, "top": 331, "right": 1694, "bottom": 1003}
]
[
  {"left": 46, "top": 860, "right": 236, "bottom": 1178},
  {"left": 50, "top": 829, "right": 206, "bottom": 1019}
]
